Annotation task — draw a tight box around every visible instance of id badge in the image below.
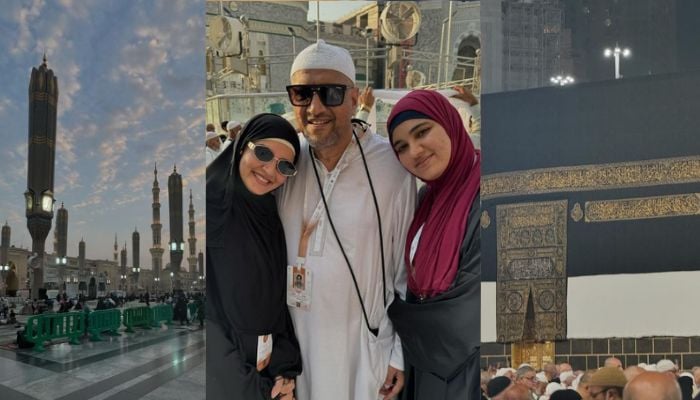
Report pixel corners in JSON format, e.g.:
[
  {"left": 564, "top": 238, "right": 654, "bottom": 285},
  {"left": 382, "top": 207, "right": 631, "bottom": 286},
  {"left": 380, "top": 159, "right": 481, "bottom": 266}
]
[
  {"left": 287, "top": 265, "right": 312, "bottom": 310},
  {"left": 256, "top": 334, "right": 273, "bottom": 371}
]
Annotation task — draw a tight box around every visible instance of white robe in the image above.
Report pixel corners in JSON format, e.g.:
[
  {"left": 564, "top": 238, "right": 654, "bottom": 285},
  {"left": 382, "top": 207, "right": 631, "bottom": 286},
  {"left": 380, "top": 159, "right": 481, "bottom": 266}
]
[
  {"left": 205, "top": 145, "right": 222, "bottom": 166},
  {"left": 277, "top": 131, "right": 416, "bottom": 400}
]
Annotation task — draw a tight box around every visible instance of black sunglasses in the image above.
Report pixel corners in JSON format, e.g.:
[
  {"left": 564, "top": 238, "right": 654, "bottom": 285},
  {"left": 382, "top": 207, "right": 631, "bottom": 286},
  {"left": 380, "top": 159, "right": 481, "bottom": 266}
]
[
  {"left": 246, "top": 142, "right": 297, "bottom": 177},
  {"left": 286, "top": 84, "right": 347, "bottom": 107}
]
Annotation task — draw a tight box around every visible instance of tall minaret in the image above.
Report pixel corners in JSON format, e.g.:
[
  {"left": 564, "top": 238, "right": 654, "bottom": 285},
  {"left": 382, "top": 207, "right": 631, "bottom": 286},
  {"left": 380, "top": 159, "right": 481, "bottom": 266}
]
[
  {"left": 120, "top": 242, "right": 127, "bottom": 291},
  {"left": 168, "top": 165, "right": 183, "bottom": 290},
  {"left": 187, "top": 189, "right": 197, "bottom": 274},
  {"left": 78, "top": 238, "right": 85, "bottom": 292},
  {"left": 132, "top": 227, "right": 140, "bottom": 290},
  {"left": 53, "top": 224, "right": 58, "bottom": 254},
  {"left": 113, "top": 234, "right": 118, "bottom": 263},
  {"left": 198, "top": 251, "right": 204, "bottom": 290},
  {"left": 56, "top": 202, "right": 68, "bottom": 259},
  {"left": 25, "top": 54, "right": 58, "bottom": 299},
  {"left": 150, "top": 163, "right": 164, "bottom": 290},
  {"left": 132, "top": 227, "right": 140, "bottom": 270},
  {"left": 1, "top": 222, "right": 10, "bottom": 267}
]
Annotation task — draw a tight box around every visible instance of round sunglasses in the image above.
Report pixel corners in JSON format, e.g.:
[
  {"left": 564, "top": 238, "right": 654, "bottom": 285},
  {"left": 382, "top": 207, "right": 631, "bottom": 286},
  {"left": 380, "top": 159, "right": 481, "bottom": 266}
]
[{"left": 246, "top": 141, "right": 297, "bottom": 177}]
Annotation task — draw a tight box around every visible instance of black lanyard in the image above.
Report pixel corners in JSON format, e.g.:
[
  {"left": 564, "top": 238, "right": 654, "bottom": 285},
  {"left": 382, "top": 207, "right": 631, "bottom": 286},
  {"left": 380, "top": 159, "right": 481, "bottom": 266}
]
[{"left": 308, "top": 123, "right": 386, "bottom": 337}]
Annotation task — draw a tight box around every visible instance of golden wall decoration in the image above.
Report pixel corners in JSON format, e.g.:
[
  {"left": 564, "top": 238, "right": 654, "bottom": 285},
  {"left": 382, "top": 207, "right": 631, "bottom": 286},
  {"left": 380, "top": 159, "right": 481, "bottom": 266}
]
[
  {"left": 511, "top": 341, "right": 556, "bottom": 370},
  {"left": 570, "top": 203, "right": 583, "bottom": 222},
  {"left": 483, "top": 156, "right": 700, "bottom": 200},
  {"left": 497, "top": 200, "right": 567, "bottom": 343},
  {"left": 585, "top": 193, "right": 700, "bottom": 222},
  {"left": 481, "top": 210, "right": 491, "bottom": 229}
]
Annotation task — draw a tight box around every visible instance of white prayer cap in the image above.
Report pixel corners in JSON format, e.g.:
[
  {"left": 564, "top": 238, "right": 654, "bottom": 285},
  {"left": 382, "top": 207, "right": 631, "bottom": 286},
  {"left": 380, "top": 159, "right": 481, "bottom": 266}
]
[
  {"left": 559, "top": 370, "right": 575, "bottom": 385},
  {"left": 496, "top": 368, "right": 515, "bottom": 377},
  {"left": 536, "top": 371, "right": 548, "bottom": 383},
  {"left": 680, "top": 372, "right": 694, "bottom": 379},
  {"left": 205, "top": 131, "right": 219, "bottom": 142},
  {"left": 226, "top": 120, "right": 241, "bottom": 131},
  {"left": 642, "top": 363, "right": 658, "bottom": 371},
  {"left": 545, "top": 382, "right": 563, "bottom": 395},
  {"left": 290, "top": 39, "right": 355, "bottom": 84},
  {"left": 656, "top": 359, "right": 677, "bottom": 373}
]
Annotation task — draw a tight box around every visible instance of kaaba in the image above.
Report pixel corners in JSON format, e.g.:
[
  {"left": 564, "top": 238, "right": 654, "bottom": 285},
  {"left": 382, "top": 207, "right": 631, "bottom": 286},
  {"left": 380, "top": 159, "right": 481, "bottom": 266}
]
[{"left": 480, "top": 70, "right": 700, "bottom": 370}]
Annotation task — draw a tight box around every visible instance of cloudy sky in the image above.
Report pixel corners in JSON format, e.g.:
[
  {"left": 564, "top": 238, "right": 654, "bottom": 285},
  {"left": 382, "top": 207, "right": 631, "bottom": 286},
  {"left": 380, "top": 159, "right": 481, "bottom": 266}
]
[{"left": 0, "top": 0, "right": 205, "bottom": 269}]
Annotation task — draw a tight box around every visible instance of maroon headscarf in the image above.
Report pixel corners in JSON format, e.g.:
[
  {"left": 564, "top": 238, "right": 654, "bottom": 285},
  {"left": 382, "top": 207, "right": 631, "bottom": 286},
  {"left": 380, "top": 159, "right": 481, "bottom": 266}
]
[{"left": 387, "top": 90, "right": 480, "bottom": 298}]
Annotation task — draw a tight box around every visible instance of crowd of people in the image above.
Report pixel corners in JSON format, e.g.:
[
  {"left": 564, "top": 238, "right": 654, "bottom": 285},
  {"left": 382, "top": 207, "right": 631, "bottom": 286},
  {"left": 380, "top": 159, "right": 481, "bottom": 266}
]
[
  {"left": 481, "top": 358, "right": 700, "bottom": 400},
  {"left": 206, "top": 40, "right": 481, "bottom": 400}
]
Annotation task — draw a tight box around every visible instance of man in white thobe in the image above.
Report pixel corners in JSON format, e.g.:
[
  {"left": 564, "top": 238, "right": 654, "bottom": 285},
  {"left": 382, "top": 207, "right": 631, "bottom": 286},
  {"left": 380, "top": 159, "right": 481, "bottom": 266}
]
[
  {"left": 277, "top": 40, "right": 415, "bottom": 400},
  {"left": 205, "top": 130, "right": 222, "bottom": 166}
]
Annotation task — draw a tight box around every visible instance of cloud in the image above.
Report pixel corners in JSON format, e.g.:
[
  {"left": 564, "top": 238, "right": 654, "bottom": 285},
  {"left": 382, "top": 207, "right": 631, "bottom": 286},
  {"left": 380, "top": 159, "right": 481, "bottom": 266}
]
[
  {"left": 55, "top": 121, "right": 77, "bottom": 165},
  {"left": 73, "top": 194, "right": 101, "bottom": 209},
  {"left": 0, "top": 98, "right": 15, "bottom": 115},
  {"left": 53, "top": 61, "right": 81, "bottom": 116},
  {"left": 95, "top": 134, "right": 127, "bottom": 192},
  {"left": 12, "top": 0, "right": 44, "bottom": 55},
  {"left": 58, "top": 0, "right": 90, "bottom": 19},
  {"left": 54, "top": 169, "right": 80, "bottom": 195}
]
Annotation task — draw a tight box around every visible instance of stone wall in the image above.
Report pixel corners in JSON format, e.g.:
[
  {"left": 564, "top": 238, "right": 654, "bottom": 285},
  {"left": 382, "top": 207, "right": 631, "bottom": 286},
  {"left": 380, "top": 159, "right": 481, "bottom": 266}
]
[{"left": 481, "top": 337, "right": 700, "bottom": 370}]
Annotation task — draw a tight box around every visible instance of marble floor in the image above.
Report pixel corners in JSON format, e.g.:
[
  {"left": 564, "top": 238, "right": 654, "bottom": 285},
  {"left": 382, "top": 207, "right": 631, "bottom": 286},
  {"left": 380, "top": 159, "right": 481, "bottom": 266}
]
[{"left": 0, "top": 319, "right": 205, "bottom": 400}]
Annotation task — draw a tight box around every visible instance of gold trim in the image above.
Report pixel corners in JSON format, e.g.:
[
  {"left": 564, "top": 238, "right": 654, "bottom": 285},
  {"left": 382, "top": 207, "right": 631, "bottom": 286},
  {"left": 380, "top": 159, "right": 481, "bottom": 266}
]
[
  {"left": 483, "top": 156, "right": 700, "bottom": 200},
  {"left": 30, "top": 136, "right": 54, "bottom": 148},
  {"left": 480, "top": 210, "right": 491, "bottom": 229},
  {"left": 585, "top": 193, "right": 700, "bottom": 222},
  {"left": 570, "top": 203, "right": 583, "bottom": 222},
  {"left": 31, "top": 92, "right": 57, "bottom": 106}
]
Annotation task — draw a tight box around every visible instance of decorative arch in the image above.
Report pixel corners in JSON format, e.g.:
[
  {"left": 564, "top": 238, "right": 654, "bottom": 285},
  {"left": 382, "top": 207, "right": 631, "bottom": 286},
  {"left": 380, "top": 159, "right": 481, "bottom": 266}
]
[{"left": 452, "top": 32, "right": 481, "bottom": 82}]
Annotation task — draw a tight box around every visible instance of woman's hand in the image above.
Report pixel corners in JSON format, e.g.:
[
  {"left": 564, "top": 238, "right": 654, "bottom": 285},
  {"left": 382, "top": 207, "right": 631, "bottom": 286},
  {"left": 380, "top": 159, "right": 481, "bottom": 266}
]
[{"left": 271, "top": 376, "right": 295, "bottom": 400}]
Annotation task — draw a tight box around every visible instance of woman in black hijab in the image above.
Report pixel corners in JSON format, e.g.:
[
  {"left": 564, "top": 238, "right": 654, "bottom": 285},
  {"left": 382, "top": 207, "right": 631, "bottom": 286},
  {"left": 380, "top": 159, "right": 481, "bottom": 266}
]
[{"left": 207, "top": 113, "right": 302, "bottom": 400}]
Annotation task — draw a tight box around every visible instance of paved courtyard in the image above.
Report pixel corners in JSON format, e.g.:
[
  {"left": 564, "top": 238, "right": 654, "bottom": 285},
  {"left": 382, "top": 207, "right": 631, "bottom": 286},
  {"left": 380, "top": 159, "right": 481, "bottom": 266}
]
[{"left": 0, "top": 313, "right": 205, "bottom": 400}]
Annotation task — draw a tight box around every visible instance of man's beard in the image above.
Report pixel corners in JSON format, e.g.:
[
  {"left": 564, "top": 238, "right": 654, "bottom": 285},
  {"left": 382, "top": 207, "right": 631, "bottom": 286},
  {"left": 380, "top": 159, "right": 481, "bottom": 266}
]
[{"left": 303, "top": 125, "right": 343, "bottom": 152}]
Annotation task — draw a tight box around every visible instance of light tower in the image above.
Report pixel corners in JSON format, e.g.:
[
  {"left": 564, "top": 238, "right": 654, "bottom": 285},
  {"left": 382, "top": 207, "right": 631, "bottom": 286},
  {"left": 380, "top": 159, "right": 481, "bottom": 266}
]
[
  {"left": 604, "top": 45, "right": 631, "bottom": 79},
  {"left": 25, "top": 55, "right": 58, "bottom": 300},
  {"left": 168, "top": 165, "right": 184, "bottom": 290}
]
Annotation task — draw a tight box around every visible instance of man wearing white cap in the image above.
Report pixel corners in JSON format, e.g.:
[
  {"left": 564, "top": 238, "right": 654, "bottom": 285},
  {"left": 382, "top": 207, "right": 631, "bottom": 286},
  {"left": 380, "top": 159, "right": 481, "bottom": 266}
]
[
  {"left": 226, "top": 120, "right": 242, "bottom": 141},
  {"left": 219, "top": 120, "right": 243, "bottom": 155},
  {"left": 277, "top": 39, "right": 415, "bottom": 399},
  {"left": 205, "top": 123, "right": 223, "bottom": 166}
]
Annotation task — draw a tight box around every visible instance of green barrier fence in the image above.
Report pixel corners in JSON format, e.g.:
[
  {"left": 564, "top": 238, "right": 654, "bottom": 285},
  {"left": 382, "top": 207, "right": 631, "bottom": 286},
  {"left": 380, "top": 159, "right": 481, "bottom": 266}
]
[
  {"left": 187, "top": 303, "right": 197, "bottom": 320},
  {"left": 22, "top": 312, "right": 85, "bottom": 352},
  {"left": 88, "top": 309, "right": 122, "bottom": 341},
  {"left": 150, "top": 304, "right": 173, "bottom": 327},
  {"left": 123, "top": 306, "right": 152, "bottom": 333}
]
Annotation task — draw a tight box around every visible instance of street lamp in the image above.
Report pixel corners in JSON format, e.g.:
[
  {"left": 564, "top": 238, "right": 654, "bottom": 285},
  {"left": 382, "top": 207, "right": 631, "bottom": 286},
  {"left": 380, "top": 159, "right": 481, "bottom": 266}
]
[
  {"left": 550, "top": 75, "right": 575, "bottom": 86},
  {"left": 169, "top": 271, "right": 174, "bottom": 294},
  {"left": 604, "top": 45, "right": 631, "bottom": 79}
]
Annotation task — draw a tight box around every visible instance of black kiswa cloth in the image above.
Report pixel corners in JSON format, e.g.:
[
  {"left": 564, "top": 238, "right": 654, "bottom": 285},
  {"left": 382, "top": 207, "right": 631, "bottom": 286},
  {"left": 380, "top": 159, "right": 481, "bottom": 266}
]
[
  {"left": 206, "top": 114, "right": 301, "bottom": 399},
  {"left": 389, "top": 193, "right": 481, "bottom": 400}
]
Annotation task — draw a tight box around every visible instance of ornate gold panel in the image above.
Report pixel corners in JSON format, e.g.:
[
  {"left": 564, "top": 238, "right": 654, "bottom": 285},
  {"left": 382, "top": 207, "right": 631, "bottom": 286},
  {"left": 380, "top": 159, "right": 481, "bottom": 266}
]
[
  {"left": 483, "top": 156, "right": 700, "bottom": 200},
  {"left": 585, "top": 193, "right": 700, "bottom": 222},
  {"left": 497, "top": 200, "right": 567, "bottom": 343},
  {"left": 511, "top": 341, "right": 556, "bottom": 370}
]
